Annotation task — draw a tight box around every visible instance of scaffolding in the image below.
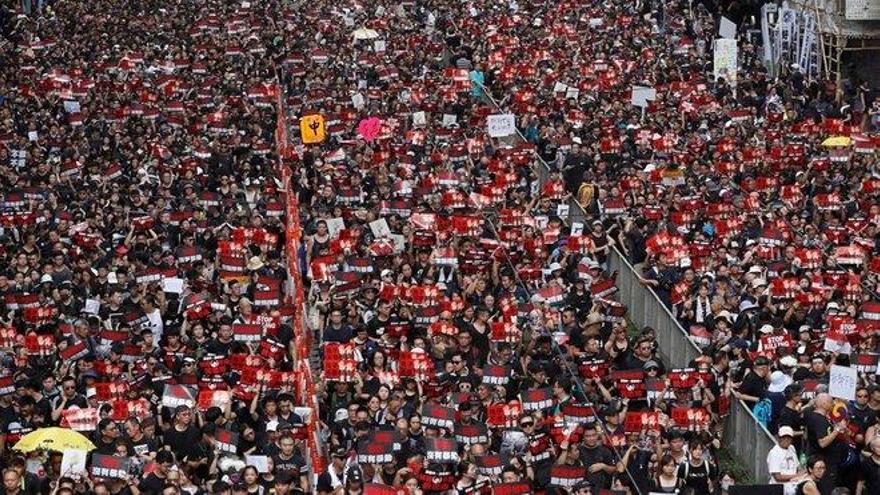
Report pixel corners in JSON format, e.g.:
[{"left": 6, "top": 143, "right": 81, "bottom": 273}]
[{"left": 789, "top": 0, "right": 880, "bottom": 87}]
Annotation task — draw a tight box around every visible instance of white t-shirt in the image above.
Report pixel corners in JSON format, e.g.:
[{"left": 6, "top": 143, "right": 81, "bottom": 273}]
[{"left": 767, "top": 444, "right": 800, "bottom": 495}]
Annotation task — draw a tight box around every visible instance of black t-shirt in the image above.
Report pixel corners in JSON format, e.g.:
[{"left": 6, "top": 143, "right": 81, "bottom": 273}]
[
  {"left": 778, "top": 406, "right": 804, "bottom": 432},
  {"left": 316, "top": 468, "right": 342, "bottom": 494},
  {"left": 577, "top": 444, "right": 615, "bottom": 489},
  {"left": 162, "top": 424, "right": 201, "bottom": 459},
  {"left": 677, "top": 460, "right": 716, "bottom": 494},
  {"left": 137, "top": 473, "right": 166, "bottom": 495},
  {"left": 804, "top": 411, "right": 846, "bottom": 465},
  {"left": 739, "top": 371, "right": 768, "bottom": 401},
  {"left": 860, "top": 456, "right": 880, "bottom": 495},
  {"left": 272, "top": 451, "right": 306, "bottom": 476},
  {"left": 131, "top": 435, "right": 160, "bottom": 457}
]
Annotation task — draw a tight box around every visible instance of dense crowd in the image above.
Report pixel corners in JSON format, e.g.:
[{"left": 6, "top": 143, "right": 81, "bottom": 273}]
[{"left": 1, "top": 0, "right": 879, "bottom": 495}]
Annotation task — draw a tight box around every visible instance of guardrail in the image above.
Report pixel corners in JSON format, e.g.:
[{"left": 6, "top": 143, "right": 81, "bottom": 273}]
[
  {"left": 608, "top": 246, "right": 775, "bottom": 483},
  {"left": 274, "top": 72, "right": 326, "bottom": 476}
]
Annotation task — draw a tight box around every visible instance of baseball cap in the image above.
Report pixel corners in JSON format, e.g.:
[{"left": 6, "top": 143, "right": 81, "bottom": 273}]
[{"left": 777, "top": 426, "right": 794, "bottom": 438}]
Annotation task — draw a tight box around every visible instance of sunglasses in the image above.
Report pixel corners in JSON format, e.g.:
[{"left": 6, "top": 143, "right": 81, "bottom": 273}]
[{"left": 521, "top": 422, "right": 534, "bottom": 428}]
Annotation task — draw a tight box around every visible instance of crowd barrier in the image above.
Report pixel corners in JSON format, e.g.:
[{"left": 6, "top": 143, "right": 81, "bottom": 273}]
[
  {"left": 274, "top": 75, "right": 326, "bottom": 475},
  {"left": 477, "top": 80, "right": 775, "bottom": 482},
  {"left": 609, "top": 246, "right": 775, "bottom": 483}
]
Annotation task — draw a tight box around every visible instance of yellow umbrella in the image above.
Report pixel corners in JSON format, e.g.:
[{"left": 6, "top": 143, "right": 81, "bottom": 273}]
[
  {"left": 821, "top": 136, "right": 852, "bottom": 147},
  {"left": 13, "top": 428, "right": 96, "bottom": 453}
]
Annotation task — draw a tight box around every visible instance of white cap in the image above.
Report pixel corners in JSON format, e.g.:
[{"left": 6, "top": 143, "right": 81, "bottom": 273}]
[
  {"left": 768, "top": 371, "right": 793, "bottom": 393},
  {"left": 266, "top": 420, "right": 279, "bottom": 432},
  {"left": 748, "top": 266, "right": 763, "bottom": 274},
  {"left": 778, "top": 426, "right": 795, "bottom": 437},
  {"left": 548, "top": 262, "right": 563, "bottom": 272},
  {"left": 759, "top": 324, "right": 774, "bottom": 334},
  {"left": 779, "top": 356, "right": 798, "bottom": 368},
  {"left": 335, "top": 408, "right": 349, "bottom": 422},
  {"left": 40, "top": 273, "right": 53, "bottom": 284}
]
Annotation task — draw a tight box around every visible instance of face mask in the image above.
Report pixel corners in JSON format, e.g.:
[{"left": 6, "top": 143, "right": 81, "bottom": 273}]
[{"left": 721, "top": 481, "right": 732, "bottom": 491}]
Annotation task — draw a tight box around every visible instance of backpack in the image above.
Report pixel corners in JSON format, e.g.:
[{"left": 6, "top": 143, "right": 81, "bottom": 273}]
[{"left": 753, "top": 398, "right": 773, "bottom": 428}]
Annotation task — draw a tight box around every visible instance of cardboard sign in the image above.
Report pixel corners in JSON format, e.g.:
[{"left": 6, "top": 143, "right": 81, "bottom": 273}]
[
  {"left": 245, "top": 455, "right": 269, "bottom": 473},
  {"left": 369, "top": 218, "right": 391, "bottom": 238},
  {"left": 299, "top": 114, "right": 326, "bottom": 144},
  {"left": 84, "top": 299, "right": 101, "bottom": 315},
  {"left": 60, "top": 449, "right": 88, "bottom": 476},
  {"left": 486, "top": 114, "right": 516, "bottom": 138},
  {"left": 63, "top": 101, "right": 81, "bottom": 113},
  {"left": 412, "top": 111, "right": 426, "bottom": 127},
  {"left": 325, "top": 217, "right": 345, "bottom": 238},
  {"left": 161, "top": 384, "right": 197, "bottom": 408},
  {"left": 719, "top": 16, "right": 737, "bottom": 39},
  {"left": 713, "top": 38, "right": 738, "bottom": 84},
  {"left": 162, "top": 277, "right": 185, "bottom": 294},
  {"left": 631, "top": 85, "right": 657, "bottom": 108},
  {"left": 90, "top": 454, "right": 130, "bottom": 479},
  {"left": 829, "top": 365, "right": 858, "bottom": 401}
]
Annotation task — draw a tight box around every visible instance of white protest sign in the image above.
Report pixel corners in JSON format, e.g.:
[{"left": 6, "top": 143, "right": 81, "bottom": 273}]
[
  {"left": 486, "top": 114, "right": 516, "bottom": 138},
  {"left": 571, "top": 222, "right": 584, "bottom": 236},
  {"left": 390, "top": 234, "right": 407, "bottom": 254},
  {"left": 245, "top": 455, "right": 270, "bottom": 473},
  {"left": 83, "top": 299, "right": 101, "bottom": 315},
  {"left": 412, "top": 111, "right": 427, "bottom": 127},
  {"left": 369, "top": 218, "right": 391, "bottom": 239},
  {"left": 631, "top": 86, "right": 657, "bottom": 108},
  {"left": 27, "top": 131, "right": 38, "bottom": 142},
  {"left": 351, "top": 93, "right": 365, "bottom": 109},
  {"left": 373, "top": 40, "right": 386, "bottom": 52},
  {"left": 325, "top": 217, "right": 345, "bottom": 239},
  {"left": 61, "top": 449, "right": 88, "bottom": 476},
  {"left": 556, "top": 204, "right": 570, "bottom": 219},
  {"left": 565, "top": 87, "right": 580, "bottom": 100},
  {"left": 713, "top": 38, "right": 738, "bottom": 84},
  {"left": 535, "top": 216, "right": 549, "bottom": 230},
  {"left": 63, "top": 101, "right": 81, "bottom": 114},
  {"left": 553, "top": 81, "right": 568, "bottom": 93},
  {"left": 442, "top": 114, "right": 458, "bottom": 127},
  {"left": 829, "top": 365, "right": 858, "bottom": 401},
  {"left": 719, "top": 17, "right": 737, "bottom": 39},
  {"left": 162, "top": 277, "right": 185, "bottom": 294}
]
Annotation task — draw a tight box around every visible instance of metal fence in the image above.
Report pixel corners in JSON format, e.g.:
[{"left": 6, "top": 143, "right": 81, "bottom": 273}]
[
  {"left": 476, "top": 77, "right": 774, "bottom": 482},
  {"left": 609, "top": 246, "right": 775, "bottom": 483}
]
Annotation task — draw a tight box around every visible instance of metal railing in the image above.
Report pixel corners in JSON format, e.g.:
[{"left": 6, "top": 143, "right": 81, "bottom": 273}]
[
  {"left": 474, "top": 76, "right": 774, "bottom": 483},
  {"left": 609, "top": 246, "right": 775, "bottom": 483}
]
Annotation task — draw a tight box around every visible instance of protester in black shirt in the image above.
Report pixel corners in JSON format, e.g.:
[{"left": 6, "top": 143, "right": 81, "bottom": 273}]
[
  {"left": 804, "top": 394, "right": 850, "bottom": 493},
  {"left": 138, "top": 451, "right": 175, "bottom": 495},
  {"left": 858, "top": 437, "right": 880, "bottom": 495},
  {"left": 162, "top": 406, "right": 201, "bottom": 461},
  {"left": 735, "top": 356, "right": 770, "bottom": 406},
  {"left": 575, "top": 425, "right": 617, "bottom": 489},
  {"left": 677, "top": 440, "right": 717, "bottom": 494}
]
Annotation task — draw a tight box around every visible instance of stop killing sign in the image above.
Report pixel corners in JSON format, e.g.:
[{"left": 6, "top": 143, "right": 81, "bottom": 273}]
[{"left": 300, "top": 114, "right": 326, "bottom": 144}]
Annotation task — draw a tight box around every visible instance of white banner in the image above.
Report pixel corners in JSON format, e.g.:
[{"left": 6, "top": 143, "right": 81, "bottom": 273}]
[{"left": 713, "top": 39, "right": 738, "bottom": 85}]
